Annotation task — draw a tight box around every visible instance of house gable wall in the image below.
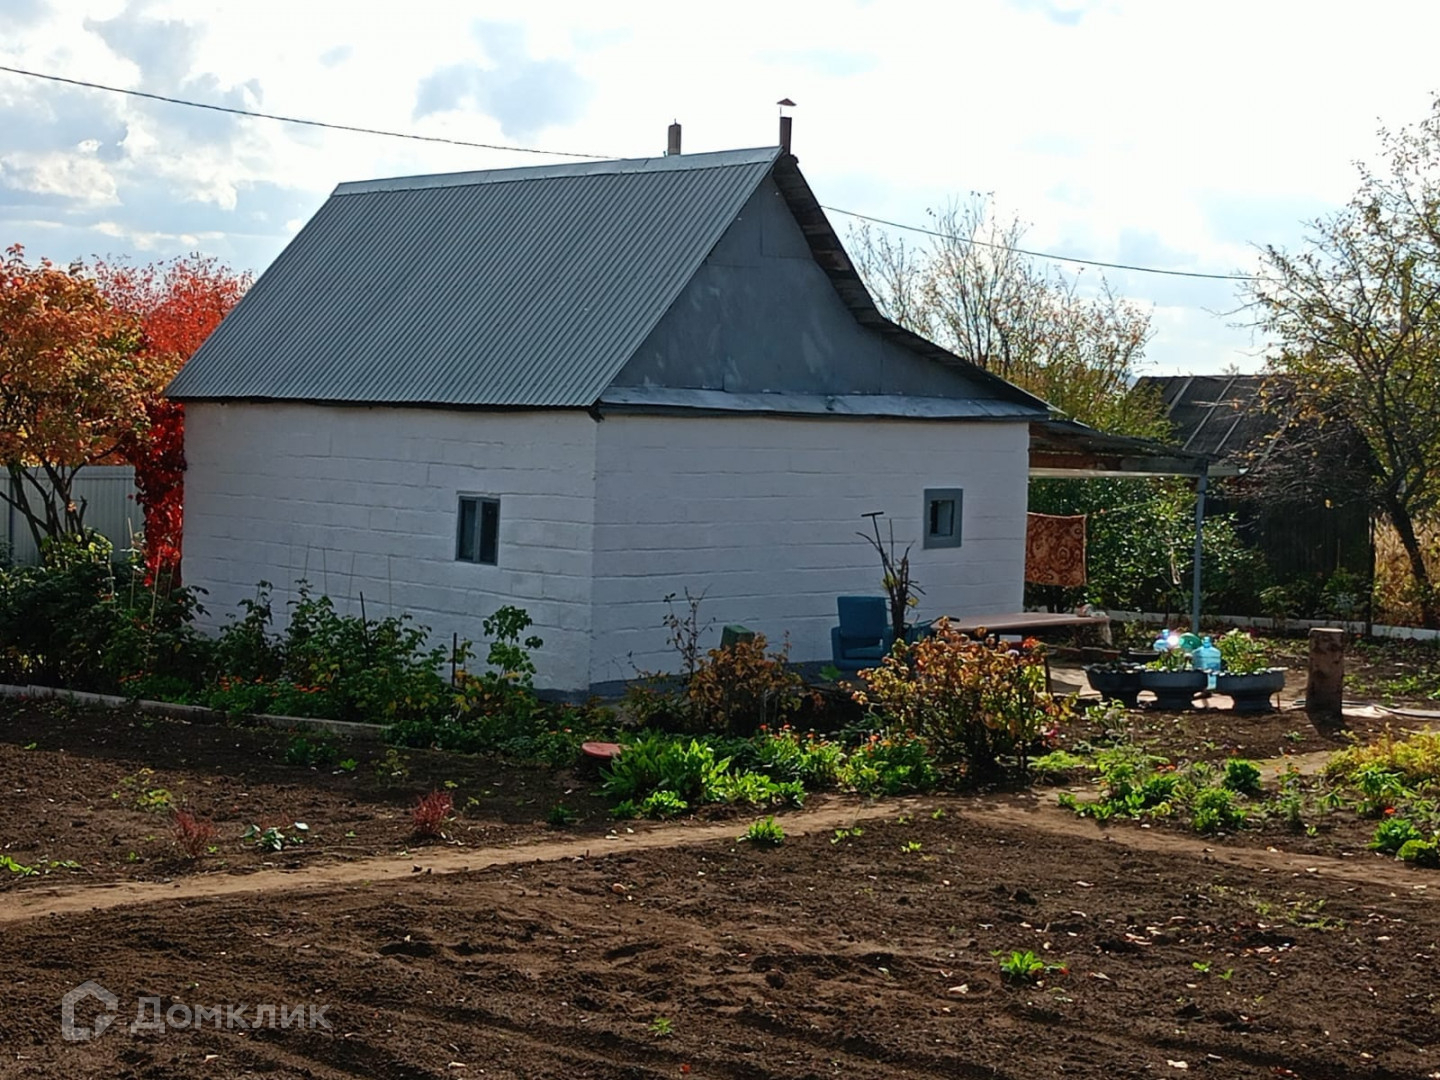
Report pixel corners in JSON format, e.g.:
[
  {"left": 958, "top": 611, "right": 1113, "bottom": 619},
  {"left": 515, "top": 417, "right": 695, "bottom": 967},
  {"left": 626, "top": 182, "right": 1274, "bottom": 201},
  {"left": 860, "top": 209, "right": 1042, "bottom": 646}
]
[
  {"left": 181, "top": 402, "right": 599, "bottom": 693},
  {"left": 588, "top": 413, "right": 1029, "bottom": 686},
  {"left": 610, "top": 178, "right": 1004, "bottom": 401}
]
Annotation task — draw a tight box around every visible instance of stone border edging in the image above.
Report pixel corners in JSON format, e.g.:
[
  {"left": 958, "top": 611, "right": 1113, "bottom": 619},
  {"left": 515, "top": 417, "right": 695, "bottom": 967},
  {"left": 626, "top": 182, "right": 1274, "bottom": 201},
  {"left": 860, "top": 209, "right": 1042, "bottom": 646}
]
[{"left": 0, "top": 683, "right": 388, "bottom": 741}]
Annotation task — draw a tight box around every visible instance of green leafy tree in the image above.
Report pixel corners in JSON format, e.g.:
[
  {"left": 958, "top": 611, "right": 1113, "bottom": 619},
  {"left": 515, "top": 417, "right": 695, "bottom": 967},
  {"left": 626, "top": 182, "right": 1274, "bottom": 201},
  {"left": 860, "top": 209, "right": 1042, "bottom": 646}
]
[
  {"left": 1248, "top": 99, "right": 1440, "bottom": 626},
  {"left": 1027, "top": 478, "right": 1269, "bottom": 616}
]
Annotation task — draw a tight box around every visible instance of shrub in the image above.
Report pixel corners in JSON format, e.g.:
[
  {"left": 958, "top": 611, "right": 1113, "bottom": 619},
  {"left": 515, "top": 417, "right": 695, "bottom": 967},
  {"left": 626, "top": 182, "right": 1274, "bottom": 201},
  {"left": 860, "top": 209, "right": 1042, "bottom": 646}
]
[
  {"left": 212, "top": 583, "right": 284, "bottom": 682},
  {"left": 279, "top": 582, "right": 451, "bottom": 725},
  {"left": 601, "top": 734, "right": 730, "bottom": 805},
  {"left": 750, "top": 727, "right": 842, "bottom": 789},
  {"left": 685, "top": 635, "right": 810, "bottom": 735},
  {"left": 171, "top": 809, "right": 218, "bottom": 859},
  {"left": 852, "top": 621, "right": 1069, "bottom": 779},
  {"left": 740, "top": 816, "right": 785, "bottom": 846},
  {"left": 1191, "top": 787, "right": 1246, "bottom": 833},
  {"left": 1223, "top": 758, "right": 1263, "bottom": 796},
  {"left": 1398, "top": 838, "right": 1440, "bottom": 867},
  {"left": 1371, "top": 816, "right": 1425, "bottom": 855},
  {"left": 839, "top": 730, "right": 939, "bottom": 795},
  {"left": 1216, "top": 630, "right": 1271, "bottom": 675},
  {"left": 1326, "top": 731, "right": 1440, "bottom": 788},
  {"left": 411, "top": 790, "right": 454, "bottom": 838},
  {"left": 626, "top": 629, "right": 811, "bottom": 737},
  {"left": 0, "top": 543, "right": 209, "bottom": 693},
  {"left": 283, "top": 734, "right": 338, "bottom": 769},
  {"left": 388, "top": 606, "right": 590, "bottom": 764}
]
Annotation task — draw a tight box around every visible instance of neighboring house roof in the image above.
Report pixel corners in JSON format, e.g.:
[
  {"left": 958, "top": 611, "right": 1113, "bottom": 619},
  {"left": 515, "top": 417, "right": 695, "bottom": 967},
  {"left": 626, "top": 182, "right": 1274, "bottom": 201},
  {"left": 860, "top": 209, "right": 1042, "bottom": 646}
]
[
  {"left": 168, "top": 147, "right": 1047, "bottom": 415},
  {"left": 1134, "top": 375, "right": 1276, "bottom": 459}
]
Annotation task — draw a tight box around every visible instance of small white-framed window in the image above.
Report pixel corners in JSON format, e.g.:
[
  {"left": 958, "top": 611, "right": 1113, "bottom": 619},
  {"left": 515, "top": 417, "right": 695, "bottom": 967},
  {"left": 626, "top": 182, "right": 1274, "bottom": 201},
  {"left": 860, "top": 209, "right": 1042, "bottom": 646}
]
[
  {"left": 923, "top": 488, "right": 963, "bottom": 549},
  {"left": 456, "top": 495, "right": 499, "bottom": 565}
]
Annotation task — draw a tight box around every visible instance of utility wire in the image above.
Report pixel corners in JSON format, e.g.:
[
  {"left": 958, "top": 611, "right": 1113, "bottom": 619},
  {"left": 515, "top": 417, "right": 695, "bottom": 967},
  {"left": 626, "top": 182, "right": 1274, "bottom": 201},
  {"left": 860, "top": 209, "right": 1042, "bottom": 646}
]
[
  {"left": 0, "top": 63, "right": 610, "bottom": 159},
  {"left": 824, "top": 206, "right": 1254, "bottom": 282},
  {"left": 2, "top": 61, "right": 1254, "bottom": 280}
]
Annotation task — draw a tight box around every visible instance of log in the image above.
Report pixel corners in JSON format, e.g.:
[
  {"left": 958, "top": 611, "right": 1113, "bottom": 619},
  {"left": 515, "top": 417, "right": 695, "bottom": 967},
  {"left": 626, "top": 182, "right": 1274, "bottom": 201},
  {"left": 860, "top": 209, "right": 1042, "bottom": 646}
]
[{"left": 1305, "top": 627, "right": 1345, "bottom": 721}]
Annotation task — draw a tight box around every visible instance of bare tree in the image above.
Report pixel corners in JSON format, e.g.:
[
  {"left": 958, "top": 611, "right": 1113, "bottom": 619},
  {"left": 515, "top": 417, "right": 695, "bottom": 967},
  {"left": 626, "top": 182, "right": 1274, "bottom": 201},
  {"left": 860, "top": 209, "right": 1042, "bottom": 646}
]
[{"left": 852, "top": 196, "right": 1163, "bottom": 438}]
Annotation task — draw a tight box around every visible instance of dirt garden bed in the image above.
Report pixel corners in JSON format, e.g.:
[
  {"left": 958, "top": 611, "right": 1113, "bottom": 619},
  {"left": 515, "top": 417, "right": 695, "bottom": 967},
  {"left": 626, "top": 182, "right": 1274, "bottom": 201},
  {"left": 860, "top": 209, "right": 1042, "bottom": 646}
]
[
  {"left": 1, "top": 692, "right": 1439, "bottom": 1077},
  {"left": 0, "top": 697, "right": 617, "bottom": 889},
  {"left": 3, "top": 796, "right": 1437, "bottom": 1078}
]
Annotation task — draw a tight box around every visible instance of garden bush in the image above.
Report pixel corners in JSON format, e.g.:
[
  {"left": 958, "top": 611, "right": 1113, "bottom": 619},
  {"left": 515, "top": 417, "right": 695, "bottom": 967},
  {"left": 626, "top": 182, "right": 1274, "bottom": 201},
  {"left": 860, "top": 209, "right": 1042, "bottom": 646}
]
[
  {"left": 1325, "top": 731, "right": 1440, "bottom": 789},
  {"left": 838, "top": 730, "right": 939, "bottom": 795},
  {"left": 0, "top": 536, "right": 209, "bottom": 693},
  {"left": 852, "top": 620, "right": 1070, "bottom": 780},
  {"left": 625, "top": 632, "right": 812, "bottom": 736}
]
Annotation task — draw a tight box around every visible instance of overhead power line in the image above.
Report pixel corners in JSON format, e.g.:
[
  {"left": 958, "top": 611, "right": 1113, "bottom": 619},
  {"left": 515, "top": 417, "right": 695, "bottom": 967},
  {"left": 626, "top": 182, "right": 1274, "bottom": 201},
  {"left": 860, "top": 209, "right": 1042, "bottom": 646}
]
[
  {"left": 0, "top": 63, "right": 610, "bottom": 159},
  {"left": 2, "top": 62, "right": 1254, "bottom": 281},
  {"left": 823, "top": 206, "right": 1253, "bottom": 282}
]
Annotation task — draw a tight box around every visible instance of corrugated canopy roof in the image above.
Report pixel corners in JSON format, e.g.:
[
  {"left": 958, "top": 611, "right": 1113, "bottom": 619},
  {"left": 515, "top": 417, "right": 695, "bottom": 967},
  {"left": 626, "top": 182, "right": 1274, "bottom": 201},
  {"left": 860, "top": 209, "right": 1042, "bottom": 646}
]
[{"left": 168, "top": 147, "right": 784, "bottom": 407}]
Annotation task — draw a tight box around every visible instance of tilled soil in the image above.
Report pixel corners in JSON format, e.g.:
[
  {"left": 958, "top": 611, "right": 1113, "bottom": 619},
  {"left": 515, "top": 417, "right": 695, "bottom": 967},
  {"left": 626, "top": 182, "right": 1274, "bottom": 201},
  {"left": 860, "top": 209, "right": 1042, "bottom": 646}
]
[
  {"left": 0, "top": 698, "right": 614, "bottom": 889},
  {"left": 3, "top": 805, "right": 1438, "bottom": 1079}
]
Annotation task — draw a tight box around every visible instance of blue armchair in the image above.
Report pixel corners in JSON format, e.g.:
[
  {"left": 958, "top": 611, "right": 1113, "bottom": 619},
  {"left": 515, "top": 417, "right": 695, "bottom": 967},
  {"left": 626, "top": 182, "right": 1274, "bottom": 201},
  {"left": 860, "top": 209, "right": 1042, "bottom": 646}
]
[{"left": 830, "top": 596, "right": 894, "bottom": 672}]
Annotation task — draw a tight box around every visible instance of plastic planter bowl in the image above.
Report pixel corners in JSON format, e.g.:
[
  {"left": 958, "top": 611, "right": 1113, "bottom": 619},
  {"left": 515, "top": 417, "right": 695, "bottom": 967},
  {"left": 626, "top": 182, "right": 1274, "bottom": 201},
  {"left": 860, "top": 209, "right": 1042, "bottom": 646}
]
[
  {"left": 1215, "top": 668, "right": 1286, "bottom": 714},
  {"left": 1138, "top": 668, "right": 1207, "bottom": 710},
  {"left": 1085, "top": 665, "right": 1143, "bottom": 708}
]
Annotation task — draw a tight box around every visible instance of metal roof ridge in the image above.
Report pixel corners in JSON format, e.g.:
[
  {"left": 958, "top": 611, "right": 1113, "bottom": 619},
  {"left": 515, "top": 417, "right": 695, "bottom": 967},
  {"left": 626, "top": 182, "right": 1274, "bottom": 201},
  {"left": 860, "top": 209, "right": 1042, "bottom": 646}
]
[{"left": 334, "top": 146, "right": 783, "bottom": 196}]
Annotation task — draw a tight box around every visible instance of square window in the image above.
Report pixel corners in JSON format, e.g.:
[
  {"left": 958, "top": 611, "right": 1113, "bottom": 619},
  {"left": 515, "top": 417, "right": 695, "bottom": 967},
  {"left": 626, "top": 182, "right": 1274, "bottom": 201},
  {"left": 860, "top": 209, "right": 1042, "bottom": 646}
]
[
  {"left": 923, "top": 488, "right": 963, "bottom": 549},
  {"left": 456, "top": 495, "right": 499, "bottom": 565}
]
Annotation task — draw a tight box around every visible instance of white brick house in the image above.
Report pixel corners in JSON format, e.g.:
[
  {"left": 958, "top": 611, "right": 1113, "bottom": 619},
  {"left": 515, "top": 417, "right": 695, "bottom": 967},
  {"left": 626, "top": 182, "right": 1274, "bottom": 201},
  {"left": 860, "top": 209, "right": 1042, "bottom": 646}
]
[{"left": 169, "top": 146, "right": 1051, "bottom": 694}]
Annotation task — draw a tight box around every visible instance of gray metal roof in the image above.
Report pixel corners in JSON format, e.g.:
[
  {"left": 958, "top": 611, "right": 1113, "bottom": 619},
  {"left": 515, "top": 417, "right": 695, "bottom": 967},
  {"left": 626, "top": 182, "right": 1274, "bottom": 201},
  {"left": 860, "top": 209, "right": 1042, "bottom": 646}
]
[{"left": 167, "top": 147, "right": 783, "bottom": 406}]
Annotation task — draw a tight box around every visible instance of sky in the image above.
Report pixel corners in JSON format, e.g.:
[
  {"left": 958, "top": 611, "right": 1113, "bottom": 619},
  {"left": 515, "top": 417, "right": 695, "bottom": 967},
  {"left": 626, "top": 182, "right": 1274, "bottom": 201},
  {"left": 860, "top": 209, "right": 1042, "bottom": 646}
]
[{"left": 4, "top": 0, "right": 1440, "bottom": 377}]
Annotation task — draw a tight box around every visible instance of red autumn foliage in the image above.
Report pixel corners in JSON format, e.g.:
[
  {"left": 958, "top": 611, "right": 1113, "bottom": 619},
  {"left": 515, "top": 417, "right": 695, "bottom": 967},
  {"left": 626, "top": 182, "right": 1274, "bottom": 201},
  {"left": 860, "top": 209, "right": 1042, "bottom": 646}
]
[
  {"left": 96, "top": 256, "right": 250, "bottom": 582},
  {"left": 171, "top": 808, "right": 219, "bottom": 859},
  {"left": 411, "top": 790, "right": 454, "bottom": 839}
]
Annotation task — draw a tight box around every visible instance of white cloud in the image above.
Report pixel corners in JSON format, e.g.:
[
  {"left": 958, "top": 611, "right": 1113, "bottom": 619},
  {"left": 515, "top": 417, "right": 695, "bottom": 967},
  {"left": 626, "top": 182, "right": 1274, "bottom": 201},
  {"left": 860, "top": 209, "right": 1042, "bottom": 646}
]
[{"left": 4, "top": 0, "right": 1440, "bottom": 374}]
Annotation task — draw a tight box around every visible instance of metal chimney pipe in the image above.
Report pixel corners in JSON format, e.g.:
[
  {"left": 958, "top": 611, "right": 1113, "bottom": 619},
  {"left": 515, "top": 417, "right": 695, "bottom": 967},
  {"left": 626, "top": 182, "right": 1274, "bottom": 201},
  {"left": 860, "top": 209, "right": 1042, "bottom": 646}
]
[
  {"left": 776, "top": 99, "right": 796, "bottom": 154},
  {"left": 666, "top": 121, "right": 681, "bottom": 156}
]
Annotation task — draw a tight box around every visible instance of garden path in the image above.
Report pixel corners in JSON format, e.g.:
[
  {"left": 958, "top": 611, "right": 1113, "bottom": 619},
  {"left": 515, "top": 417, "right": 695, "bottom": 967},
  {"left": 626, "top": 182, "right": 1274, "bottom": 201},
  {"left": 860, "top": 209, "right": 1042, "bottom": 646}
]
[{"left": 2, "top": 787, "right": 1430, "bottom": 926}]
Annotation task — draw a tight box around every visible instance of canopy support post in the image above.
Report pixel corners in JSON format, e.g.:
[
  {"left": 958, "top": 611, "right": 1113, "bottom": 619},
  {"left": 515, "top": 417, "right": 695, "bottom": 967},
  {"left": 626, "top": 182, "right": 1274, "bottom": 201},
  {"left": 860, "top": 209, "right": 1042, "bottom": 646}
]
[{"left": 1190, "top": 466, "right": 1208, "bottom": 634}]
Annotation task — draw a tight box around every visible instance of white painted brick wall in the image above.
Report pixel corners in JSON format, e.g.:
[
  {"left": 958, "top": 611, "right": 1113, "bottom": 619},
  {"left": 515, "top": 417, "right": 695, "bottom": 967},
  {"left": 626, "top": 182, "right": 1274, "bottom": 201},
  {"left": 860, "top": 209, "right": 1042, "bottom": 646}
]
[
  {"left": 589, "top": 414, "right": 1029, "bottom": 684},
  {"left": 184, "top": 404, "right": 1031, "bottom": 694},
  {"left": 183, "top": 403, "right": 598, "bottom": 693}
]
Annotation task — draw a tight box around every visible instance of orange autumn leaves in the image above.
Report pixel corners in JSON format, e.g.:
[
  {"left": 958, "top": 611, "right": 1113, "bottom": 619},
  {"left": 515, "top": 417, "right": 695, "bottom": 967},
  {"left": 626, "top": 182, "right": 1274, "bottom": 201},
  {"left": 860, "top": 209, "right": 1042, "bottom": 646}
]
[
  {"left": 0, "top": 244, "right": 147, "bottom": 472},
  {"left": 0, "top": 243, "right": 247, "bottom": 570}
]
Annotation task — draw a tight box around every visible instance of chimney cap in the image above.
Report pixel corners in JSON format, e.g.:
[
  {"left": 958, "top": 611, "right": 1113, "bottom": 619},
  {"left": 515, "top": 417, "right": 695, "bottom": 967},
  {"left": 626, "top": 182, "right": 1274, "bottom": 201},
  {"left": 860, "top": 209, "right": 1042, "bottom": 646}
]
[{"left": 777, "top": 97, "right": 796, "bottom": 107}]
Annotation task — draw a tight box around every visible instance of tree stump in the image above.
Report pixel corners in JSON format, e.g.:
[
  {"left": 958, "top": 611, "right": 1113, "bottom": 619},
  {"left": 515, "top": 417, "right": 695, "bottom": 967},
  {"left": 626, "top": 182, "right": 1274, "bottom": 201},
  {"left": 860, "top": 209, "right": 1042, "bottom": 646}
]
[{"left": 1305, "top": 627, "right": 1345, "bottom": 722}]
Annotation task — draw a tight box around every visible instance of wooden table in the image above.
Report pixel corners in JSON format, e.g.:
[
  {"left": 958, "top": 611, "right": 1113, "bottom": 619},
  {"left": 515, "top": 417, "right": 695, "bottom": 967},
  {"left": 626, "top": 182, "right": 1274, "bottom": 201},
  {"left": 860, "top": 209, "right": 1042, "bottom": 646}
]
[
  {"left": 940, "top": 611, "right": 1112, "bottom": 694},
  {"left": 945, "top": 611, "right": 1111, "bottom": 638}
]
